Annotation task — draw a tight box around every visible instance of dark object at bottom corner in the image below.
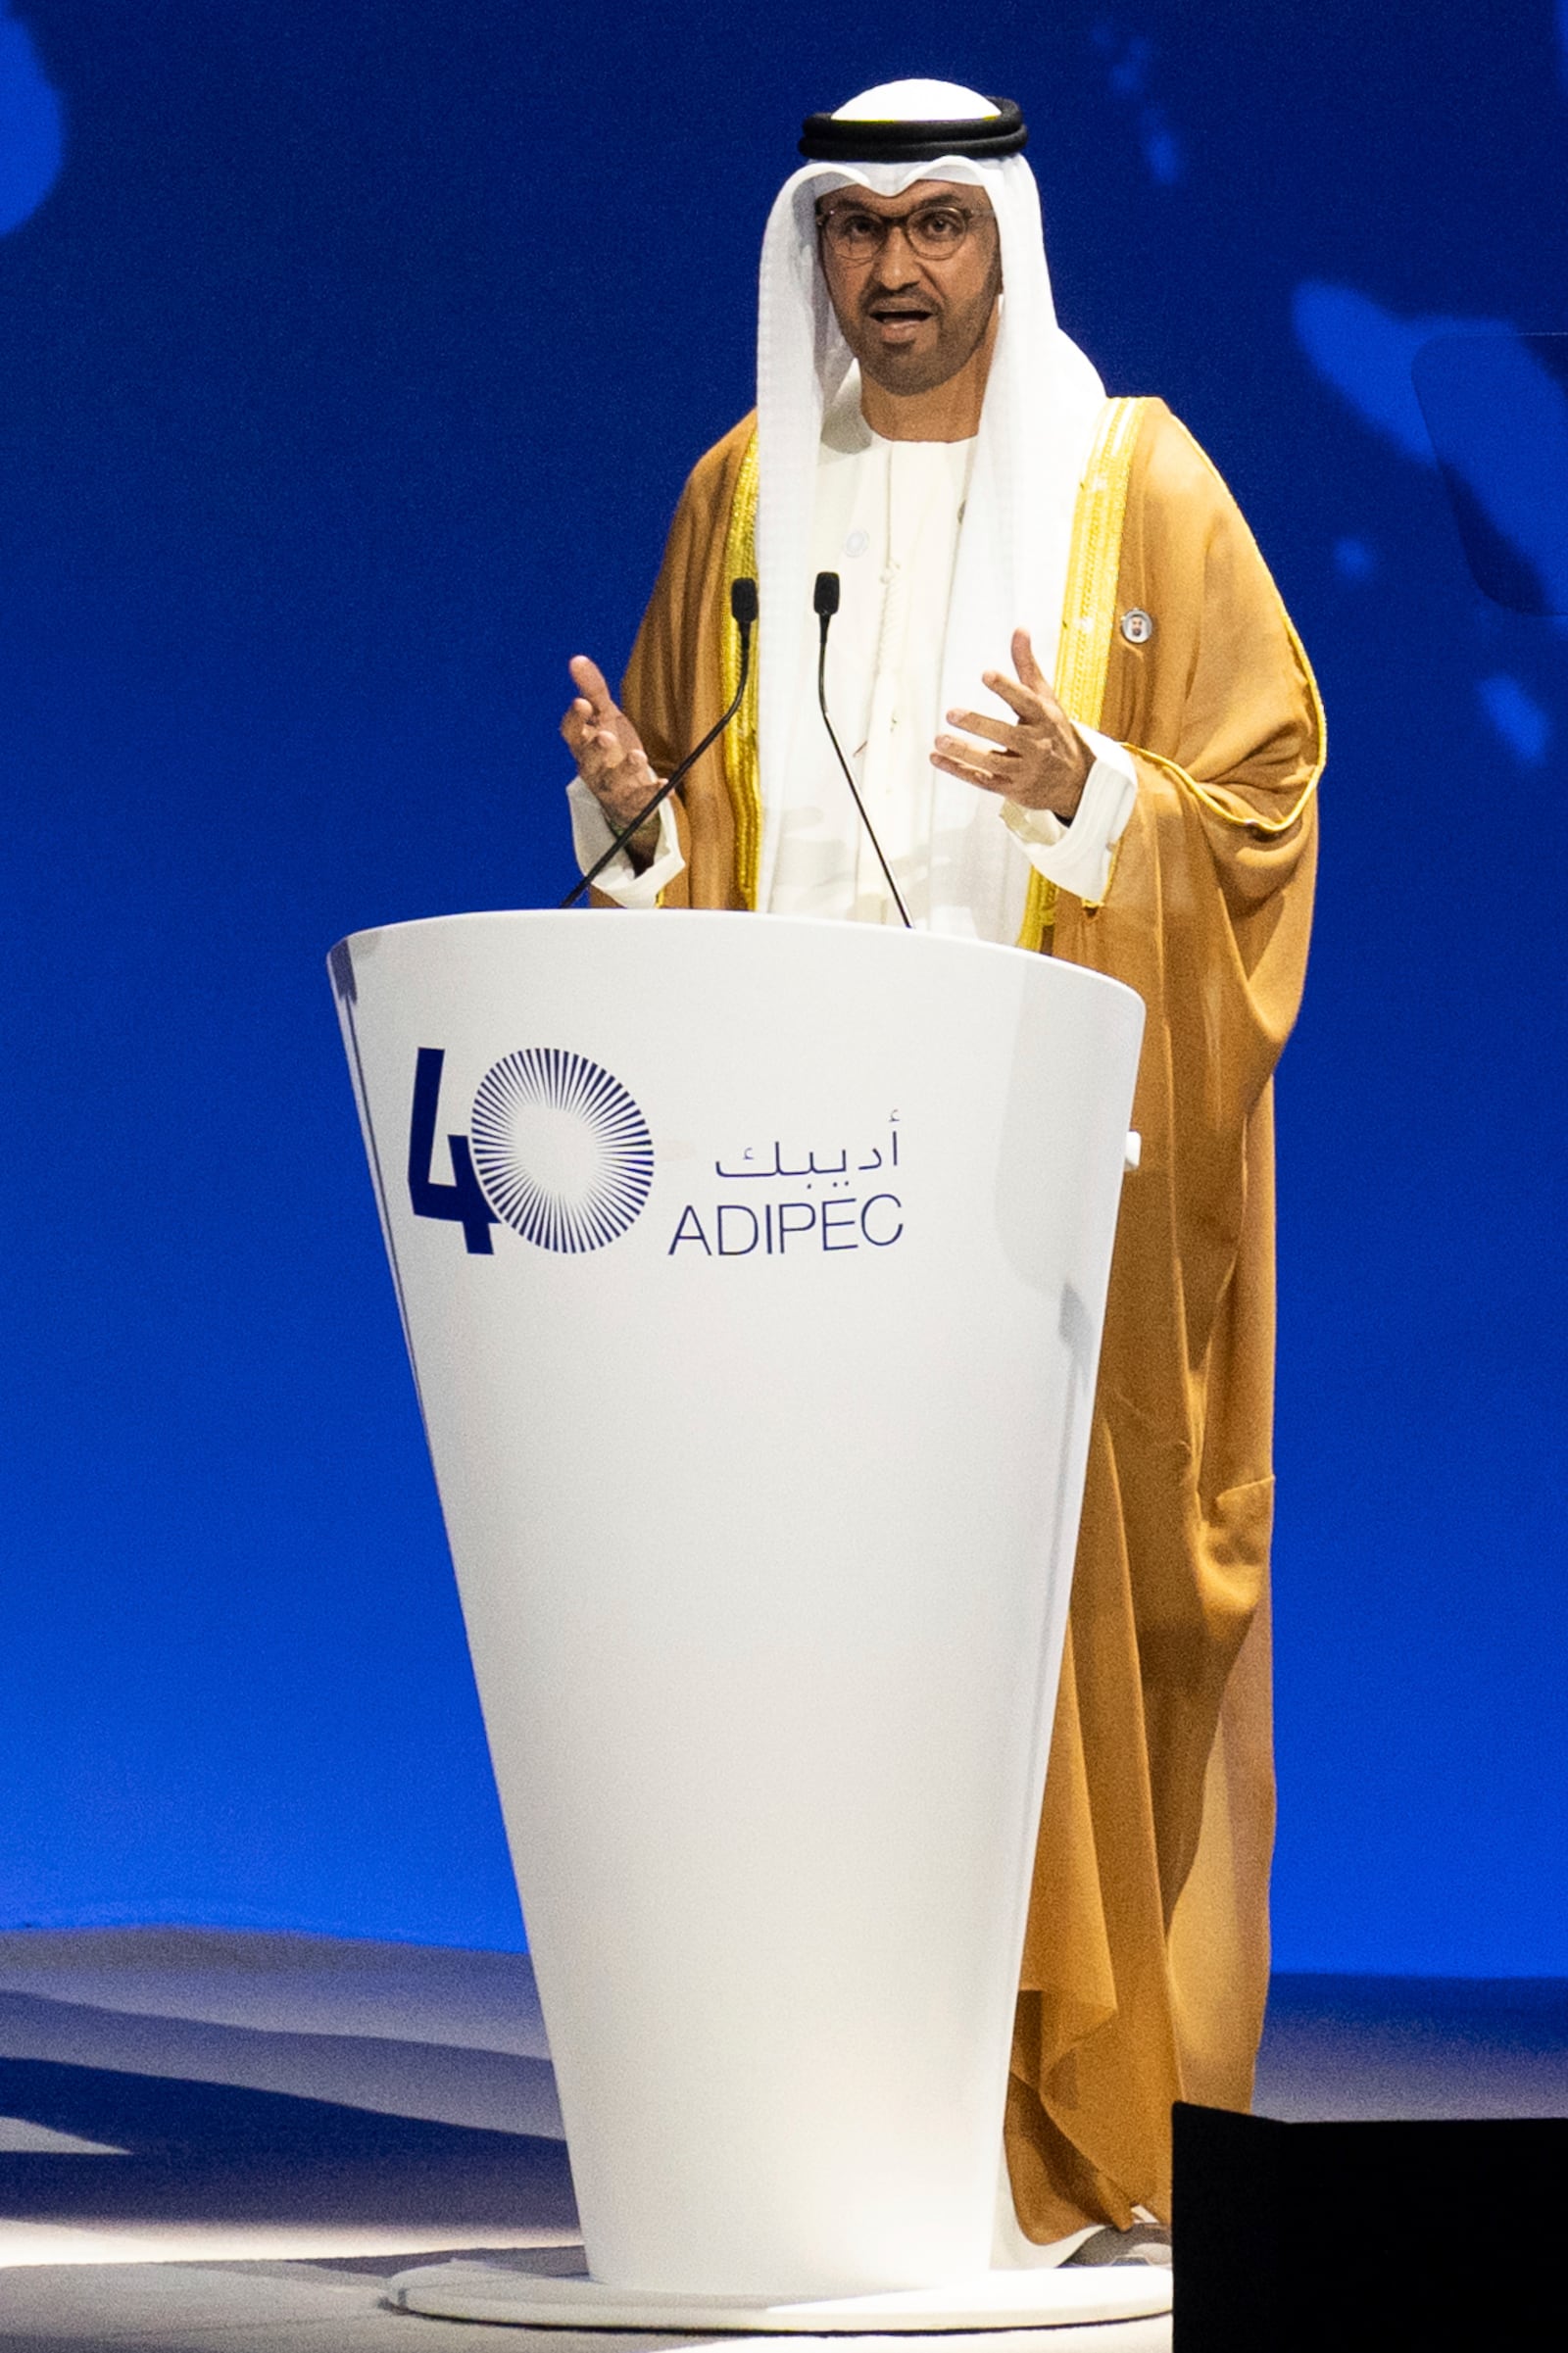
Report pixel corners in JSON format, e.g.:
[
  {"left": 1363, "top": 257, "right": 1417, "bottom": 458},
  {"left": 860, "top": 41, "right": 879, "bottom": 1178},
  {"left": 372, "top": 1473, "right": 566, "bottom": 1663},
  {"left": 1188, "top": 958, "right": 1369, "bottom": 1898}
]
[{"left": 1171, "top": 2100, "right": 1567, "bottom": 2350}]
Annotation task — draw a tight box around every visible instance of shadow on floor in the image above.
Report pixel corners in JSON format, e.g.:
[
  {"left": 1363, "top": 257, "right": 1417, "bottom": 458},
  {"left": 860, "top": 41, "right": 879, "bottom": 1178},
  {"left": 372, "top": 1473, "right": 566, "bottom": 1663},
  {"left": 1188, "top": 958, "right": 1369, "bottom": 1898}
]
[
  {"left": 1255, "top": 1974, "right": 1568, "bottom": 2120},
  {"left": 0, "top": 2058, "right": 578, "bottom": 2231}
]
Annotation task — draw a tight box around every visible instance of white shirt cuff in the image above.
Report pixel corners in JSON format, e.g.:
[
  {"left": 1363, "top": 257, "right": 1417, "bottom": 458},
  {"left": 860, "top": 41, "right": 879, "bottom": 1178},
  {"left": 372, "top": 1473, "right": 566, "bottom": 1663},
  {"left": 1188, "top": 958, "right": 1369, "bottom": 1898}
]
[
  {"left": 567, "top": 777, "right": 685, "bottom": 907},
  {"left": 1001, "top": 727, "right": 1137, "bottom": 904}
]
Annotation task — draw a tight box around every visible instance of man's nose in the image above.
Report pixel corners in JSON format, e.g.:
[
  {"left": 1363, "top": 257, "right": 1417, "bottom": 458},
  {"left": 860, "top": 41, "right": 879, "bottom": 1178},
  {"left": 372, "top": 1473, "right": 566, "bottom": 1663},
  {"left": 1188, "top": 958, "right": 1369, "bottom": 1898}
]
[
  {"left": 874, "top": 220, "right": 922, "bottom": 272},
  {"left": 869, "top": 236, "right": 924, "bottom": 294}
]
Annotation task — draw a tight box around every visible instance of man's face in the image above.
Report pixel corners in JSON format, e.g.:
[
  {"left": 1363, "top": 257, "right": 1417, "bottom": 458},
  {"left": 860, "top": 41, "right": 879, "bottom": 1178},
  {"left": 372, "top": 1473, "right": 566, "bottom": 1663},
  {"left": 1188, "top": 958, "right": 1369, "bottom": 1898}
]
[{"left": 816, "top": 179, "right": 1002, "bottom": 400}]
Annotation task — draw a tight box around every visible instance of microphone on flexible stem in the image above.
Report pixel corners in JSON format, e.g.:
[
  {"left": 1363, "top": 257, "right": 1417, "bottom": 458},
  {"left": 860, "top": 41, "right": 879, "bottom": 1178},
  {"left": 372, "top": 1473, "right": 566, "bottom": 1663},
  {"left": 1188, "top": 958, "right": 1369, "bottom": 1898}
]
[
  {"left": 561, "top": 575, "right": 759, "bottom": 909},
  {"left": 812, "top": 570, "right": 912, "bottom": 930}
]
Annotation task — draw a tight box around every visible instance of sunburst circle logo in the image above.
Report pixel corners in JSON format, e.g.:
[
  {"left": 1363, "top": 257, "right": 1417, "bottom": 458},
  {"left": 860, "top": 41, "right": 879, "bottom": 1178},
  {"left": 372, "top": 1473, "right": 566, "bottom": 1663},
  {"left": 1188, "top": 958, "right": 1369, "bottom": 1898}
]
[{"left": 469, "top": 1049, "right": 654, "bottom": 1253}]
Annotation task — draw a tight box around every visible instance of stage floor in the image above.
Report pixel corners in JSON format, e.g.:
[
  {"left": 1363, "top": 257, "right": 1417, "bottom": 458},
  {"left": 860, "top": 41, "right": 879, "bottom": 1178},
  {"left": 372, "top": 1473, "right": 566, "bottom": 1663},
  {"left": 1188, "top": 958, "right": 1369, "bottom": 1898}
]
[{"left": 0, "top": 1931, "right": 1561, "bottom": 2348}]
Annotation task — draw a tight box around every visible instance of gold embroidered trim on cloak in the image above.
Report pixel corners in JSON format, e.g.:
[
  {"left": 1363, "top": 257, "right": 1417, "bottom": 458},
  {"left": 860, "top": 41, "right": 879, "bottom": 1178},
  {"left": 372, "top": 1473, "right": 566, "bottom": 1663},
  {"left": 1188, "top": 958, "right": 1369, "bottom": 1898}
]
[
  {"left": 1017, "top": 394, "right": 1148, "bottom": 952},
  {"left": 720, "top": 430, "right": 762, "bottom": 908}
]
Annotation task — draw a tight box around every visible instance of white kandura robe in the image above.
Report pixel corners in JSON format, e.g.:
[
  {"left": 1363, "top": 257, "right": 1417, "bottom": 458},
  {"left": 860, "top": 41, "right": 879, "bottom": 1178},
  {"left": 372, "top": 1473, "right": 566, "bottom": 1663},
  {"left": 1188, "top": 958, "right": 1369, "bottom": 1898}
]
[{"left": 570, "top": 403, "right": 1136, "bottom": 930}]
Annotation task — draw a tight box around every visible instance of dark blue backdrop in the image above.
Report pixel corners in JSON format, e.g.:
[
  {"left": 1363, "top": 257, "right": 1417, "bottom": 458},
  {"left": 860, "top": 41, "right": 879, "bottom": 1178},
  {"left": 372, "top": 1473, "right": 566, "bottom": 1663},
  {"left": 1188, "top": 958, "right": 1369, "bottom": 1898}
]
[{"left": 2, "top": 1, "right": 1563, "bottom": 1974}]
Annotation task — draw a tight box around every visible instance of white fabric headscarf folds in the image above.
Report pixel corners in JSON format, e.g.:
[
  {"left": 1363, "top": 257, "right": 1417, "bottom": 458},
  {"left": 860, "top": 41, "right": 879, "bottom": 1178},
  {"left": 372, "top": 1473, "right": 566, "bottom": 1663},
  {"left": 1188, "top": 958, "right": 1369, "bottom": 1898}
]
[{"left": 754, "top": 79, "right": 1106, "bottom": 909}]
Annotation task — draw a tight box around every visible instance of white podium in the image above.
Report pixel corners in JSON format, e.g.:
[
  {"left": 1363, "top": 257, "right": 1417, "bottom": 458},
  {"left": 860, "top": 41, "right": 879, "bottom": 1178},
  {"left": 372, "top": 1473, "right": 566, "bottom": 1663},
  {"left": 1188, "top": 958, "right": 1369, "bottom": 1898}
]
[{"left": 330, "top": 910, "right": 1160, "bottom": 2334}]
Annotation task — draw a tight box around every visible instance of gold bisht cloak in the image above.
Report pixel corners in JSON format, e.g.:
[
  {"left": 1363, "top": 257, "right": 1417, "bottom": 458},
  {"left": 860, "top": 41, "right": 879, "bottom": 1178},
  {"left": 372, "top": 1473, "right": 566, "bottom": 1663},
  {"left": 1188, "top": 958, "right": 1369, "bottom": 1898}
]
[{"left": 610, "top": 397, "right": 1324, "bottom": 2237}]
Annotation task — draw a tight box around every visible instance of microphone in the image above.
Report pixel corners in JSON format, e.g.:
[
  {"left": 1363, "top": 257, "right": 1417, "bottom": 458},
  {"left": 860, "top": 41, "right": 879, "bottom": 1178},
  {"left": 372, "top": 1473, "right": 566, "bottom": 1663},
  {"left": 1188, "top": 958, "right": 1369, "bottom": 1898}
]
[
  {"left": 812, "top": 572, "right": 911, "bottom": 929},
  {"left": 561, "top": 576, "right": 759, "bottom": 909}
]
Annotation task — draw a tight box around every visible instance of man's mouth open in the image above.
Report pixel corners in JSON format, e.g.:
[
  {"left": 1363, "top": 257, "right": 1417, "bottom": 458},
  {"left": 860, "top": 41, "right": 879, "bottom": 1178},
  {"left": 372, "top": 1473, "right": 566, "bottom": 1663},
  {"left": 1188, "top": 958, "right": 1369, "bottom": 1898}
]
[{"left": 867, "top": 301, "right": 936, "bottom": 345}]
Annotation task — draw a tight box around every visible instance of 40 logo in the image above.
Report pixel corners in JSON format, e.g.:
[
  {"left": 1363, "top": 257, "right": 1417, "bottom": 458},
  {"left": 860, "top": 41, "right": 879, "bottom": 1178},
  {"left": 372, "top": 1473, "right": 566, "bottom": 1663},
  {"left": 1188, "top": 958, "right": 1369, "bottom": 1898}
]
[{"left": 408, "top": 1047, "right": 654, "bottom": 1255}]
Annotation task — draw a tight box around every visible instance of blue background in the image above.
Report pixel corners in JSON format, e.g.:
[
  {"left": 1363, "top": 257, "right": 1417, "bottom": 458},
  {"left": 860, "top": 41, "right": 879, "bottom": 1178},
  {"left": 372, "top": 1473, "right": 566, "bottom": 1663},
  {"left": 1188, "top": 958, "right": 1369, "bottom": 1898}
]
[{"left": 2, "top": 1, "right": 1563, "bottom": 1975}]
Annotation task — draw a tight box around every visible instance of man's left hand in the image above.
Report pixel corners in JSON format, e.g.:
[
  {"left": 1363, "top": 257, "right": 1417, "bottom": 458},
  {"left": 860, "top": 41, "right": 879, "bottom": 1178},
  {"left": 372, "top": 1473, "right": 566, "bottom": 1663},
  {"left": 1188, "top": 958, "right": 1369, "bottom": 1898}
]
[{"left": 932, "top": 628, "right": 1091, "bottom": 823}]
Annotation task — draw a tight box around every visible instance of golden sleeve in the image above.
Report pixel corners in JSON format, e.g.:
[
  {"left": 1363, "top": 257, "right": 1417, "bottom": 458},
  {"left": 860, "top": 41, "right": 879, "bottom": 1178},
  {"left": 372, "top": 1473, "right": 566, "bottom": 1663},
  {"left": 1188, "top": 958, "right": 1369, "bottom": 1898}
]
[{"left": 1069, "top": 404, "right": 1324, "bottom": 1111}]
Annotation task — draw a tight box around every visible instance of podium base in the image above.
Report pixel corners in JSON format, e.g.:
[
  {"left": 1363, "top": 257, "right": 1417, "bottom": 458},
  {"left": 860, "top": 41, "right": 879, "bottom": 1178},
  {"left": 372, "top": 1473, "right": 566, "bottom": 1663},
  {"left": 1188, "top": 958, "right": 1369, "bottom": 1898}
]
[{"left": 385, "top": 2260, "right": 1171, "bottom": 2334}]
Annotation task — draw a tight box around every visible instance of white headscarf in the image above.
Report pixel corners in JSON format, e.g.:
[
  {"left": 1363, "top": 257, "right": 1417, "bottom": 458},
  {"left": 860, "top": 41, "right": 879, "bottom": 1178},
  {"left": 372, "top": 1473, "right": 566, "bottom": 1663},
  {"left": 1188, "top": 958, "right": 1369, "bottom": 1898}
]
[{"left": 754, "top": 80, "right": 1105, "bottom": 908}]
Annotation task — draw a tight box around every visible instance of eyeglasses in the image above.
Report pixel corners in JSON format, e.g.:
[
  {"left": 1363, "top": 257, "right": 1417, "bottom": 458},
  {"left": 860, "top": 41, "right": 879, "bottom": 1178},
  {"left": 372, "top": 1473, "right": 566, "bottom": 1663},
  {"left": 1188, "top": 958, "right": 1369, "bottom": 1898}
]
[{"left": 815, "top": 198, "right": 997, "bottom": 265}]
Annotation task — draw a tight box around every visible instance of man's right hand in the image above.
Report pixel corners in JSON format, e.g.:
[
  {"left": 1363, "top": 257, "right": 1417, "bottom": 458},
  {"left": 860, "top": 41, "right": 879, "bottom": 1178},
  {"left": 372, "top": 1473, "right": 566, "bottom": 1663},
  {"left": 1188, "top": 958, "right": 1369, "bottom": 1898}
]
[{"left": 561, "top": 657, "right": 662, "bottom": 859}]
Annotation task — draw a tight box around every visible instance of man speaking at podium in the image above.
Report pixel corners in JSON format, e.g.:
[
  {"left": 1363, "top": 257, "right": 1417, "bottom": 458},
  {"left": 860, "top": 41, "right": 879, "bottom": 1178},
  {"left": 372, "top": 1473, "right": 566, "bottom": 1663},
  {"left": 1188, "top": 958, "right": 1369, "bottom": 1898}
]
[{"left": 561, "top": 81, "right": 1322, "bottom": 2254}]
